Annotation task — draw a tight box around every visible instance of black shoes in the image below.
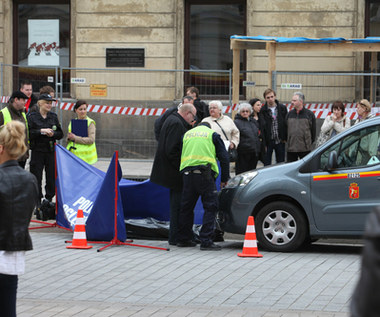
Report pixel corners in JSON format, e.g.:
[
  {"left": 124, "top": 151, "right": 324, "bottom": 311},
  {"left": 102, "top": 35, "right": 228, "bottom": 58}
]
[
  {"left": 213, "top": 234, "right": 224, "bottom": 242},
  {"left": 177, "top": 240, "right": 197, "bottom": 247},
  {"left": 200, "top": 243, "right": 221, "bottom": 251},
  {"left": 36, "top": 199, "right": 56, "bottom": 221}
]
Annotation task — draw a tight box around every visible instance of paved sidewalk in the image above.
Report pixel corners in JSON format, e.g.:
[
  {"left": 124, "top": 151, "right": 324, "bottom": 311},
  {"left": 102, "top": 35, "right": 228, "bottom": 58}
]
[
  {"left": 93, "top": 158, "right": 154, "bottom": 179},
  {"left": 17, "top": 231, "right": 359, "bottom": 316}
]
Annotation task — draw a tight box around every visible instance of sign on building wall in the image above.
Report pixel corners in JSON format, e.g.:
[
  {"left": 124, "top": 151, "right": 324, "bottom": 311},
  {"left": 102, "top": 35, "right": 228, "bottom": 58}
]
[
  {"left": 71, "top": 78, "right": 86, "bottom": 84},
  {"left": 90, "top": 84, "right": 107, "bottom": 97},
  {"left": 106, "top": 48, "right": 145, "bottom": 67},
  {"left": 243, "top": 81, "right": 256, "bottom": 87},
  {"left": 28, "top": 20, "right": 60, "bottom": 66},
  {"left": 281, "top": 83, "right": 302, "bottom": 89}
]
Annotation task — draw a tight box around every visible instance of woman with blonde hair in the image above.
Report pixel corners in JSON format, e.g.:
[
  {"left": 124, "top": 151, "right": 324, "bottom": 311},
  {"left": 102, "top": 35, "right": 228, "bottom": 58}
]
[
  {"left": 0, "top": 121, "right": 38, "bottom": 317},
  {"left": 27, "top": 94, "right": 63, "bottom": 207}
]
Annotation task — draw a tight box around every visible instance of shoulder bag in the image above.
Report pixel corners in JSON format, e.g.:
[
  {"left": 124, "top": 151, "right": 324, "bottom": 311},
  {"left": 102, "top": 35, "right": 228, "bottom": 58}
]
[{"left": 214, "top": 120, "right": 237, "bottom": 162}]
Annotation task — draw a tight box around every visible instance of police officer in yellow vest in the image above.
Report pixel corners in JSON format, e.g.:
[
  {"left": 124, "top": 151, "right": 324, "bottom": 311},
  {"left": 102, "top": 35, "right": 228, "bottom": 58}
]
[
  {"left": 177, "top": 122, "right": 229, "bottom": 250},
  {"left": 0, "top": 90, "right": 29, "bottom": 168},
  {"left": 67, "top": 100, "right": 98, "bottom": 164}
]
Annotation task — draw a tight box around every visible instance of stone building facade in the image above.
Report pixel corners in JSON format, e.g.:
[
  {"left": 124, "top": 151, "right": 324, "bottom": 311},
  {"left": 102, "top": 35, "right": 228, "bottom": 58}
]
[{"left": 0, "top": 0, "right": 376, "bottom": 104}]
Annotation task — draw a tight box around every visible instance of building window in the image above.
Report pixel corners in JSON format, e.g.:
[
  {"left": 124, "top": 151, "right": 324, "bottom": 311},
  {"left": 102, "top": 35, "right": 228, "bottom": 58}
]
[
  {"left": 13, "top": 0, "right": 70, "bottom": 93},
  {"left": 365, "top": 0, "right": 380, "bottom": 98},
  {"left": 185, "top": 1, "right": 246, "bottom": 97}
]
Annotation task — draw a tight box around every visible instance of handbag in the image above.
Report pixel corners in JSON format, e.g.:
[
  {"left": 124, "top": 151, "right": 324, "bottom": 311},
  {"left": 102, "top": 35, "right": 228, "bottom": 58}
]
[
  {"left": 228, "top": 147, "right": 238, "bottom": 162},
  {"left": 315, "top": 131, "right": 330, "bottom": 148},
  {"left": 214, "top": 120, "right": 237, "bottom": 162}
]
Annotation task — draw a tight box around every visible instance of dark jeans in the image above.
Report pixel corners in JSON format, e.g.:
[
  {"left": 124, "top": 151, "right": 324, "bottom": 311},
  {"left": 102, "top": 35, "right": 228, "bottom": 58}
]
[
  {"left": 264, "top": 141, "right": 285, "bottom": 166},
  {"left": 178, "top": 171, "right": 218, "bottom": 246},
  {"left": 30, "top": 150, "right": 55, "bottom": 201},
  {"left": 168, "top": 188, "right": 182, "bottom": 245},
  {"left": 0, "top": 273, "right": 18, "bottom": 317},
  {"left": 287, "top": 151, "right": 310, "bottom": 162}
]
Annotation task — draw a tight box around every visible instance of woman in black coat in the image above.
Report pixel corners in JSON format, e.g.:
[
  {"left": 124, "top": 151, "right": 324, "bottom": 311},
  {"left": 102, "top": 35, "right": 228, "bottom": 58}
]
[
  {"left": 234, "top": 103, "right": 262, "bottom": 174},
  {"left": 0, "top": 121, "right": 39, "bottom": 317}
]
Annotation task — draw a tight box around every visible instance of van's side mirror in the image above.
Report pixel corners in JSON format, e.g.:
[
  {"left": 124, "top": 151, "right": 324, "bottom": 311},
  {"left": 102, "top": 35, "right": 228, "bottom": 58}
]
[{"left": 326, "top": 151, "right": 338, "bottom": 171}]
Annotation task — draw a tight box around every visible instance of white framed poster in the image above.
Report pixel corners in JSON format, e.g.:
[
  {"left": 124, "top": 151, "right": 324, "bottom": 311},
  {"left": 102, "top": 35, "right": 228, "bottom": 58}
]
[{"left": 28, "top": 19, "right": 60, "bottom": 66}]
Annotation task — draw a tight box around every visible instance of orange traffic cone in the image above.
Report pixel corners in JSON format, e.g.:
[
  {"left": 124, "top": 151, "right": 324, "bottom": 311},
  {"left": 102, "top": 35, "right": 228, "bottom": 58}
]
[
  {"left": 66, "top": 209, "right": 93, "bottom": 249},
  {"left": 238, "top": 216, "right": 262, "bottom": 258}
]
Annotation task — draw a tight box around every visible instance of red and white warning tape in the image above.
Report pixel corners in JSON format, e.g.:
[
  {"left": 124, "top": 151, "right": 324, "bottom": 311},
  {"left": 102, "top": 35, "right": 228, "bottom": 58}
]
[{"left": 1, "top": 96, "right": 378, "bottom": 119}]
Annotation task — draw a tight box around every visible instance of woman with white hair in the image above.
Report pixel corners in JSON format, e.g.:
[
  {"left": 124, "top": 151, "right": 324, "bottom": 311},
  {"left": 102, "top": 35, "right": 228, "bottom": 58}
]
[
  {"left": 234, "top": 103, "right": 262, "bottom": 174},
  {"left": 201, "top": 100, "right": 239, "bottom": 154}
]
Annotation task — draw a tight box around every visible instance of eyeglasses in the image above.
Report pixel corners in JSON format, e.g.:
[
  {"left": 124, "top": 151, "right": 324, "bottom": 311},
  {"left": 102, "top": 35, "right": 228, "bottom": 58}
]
[
  {"left": 189, "top": 112, "right": 196, "bottom": 122},
  {"left": 241, "top": 110, "right": 250, "bottom": 113}
]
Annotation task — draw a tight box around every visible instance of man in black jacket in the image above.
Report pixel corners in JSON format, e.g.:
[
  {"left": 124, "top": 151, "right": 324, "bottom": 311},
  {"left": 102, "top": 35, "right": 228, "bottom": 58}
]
[
  {"left": 286, "top": 92, "right": 316, "bottom": 162},
  {"left": 186, "top": 86, "right": 209, "bottom": 123},
  {"left": 260, "top": 88, "right": 288, "bottom": 165},
  {"left": 0, "top": 91, "right": 29, "bottom": 168},
  {"left": 150, "top": 103, "right": 197, "bottom": 245},
  {"left": 154, "top": 96, "right": 193, "bottom": 141},
  {"left": 20, "top": 80, "right": 38, "bottom": 113}
]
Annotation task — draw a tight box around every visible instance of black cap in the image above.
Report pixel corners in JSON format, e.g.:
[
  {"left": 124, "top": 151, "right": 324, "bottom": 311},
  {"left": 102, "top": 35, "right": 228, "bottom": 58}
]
[
  {"left": 38, "top": 94, "right": 56, "bottom": 101},
  {"left": 10, "top": 90, "right": 28, "bottom": 100}
]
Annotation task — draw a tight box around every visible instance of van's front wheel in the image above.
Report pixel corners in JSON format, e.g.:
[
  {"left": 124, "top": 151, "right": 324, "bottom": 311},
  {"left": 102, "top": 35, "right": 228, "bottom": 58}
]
[{"left": 255, "top": 202, "right": 308, "bottom": 252}]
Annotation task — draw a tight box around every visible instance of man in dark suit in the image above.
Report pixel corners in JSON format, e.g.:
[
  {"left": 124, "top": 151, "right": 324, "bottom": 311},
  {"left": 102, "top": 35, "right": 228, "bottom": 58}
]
[{"left": 150, "top": 103, "right": 197, "bottom": 245}]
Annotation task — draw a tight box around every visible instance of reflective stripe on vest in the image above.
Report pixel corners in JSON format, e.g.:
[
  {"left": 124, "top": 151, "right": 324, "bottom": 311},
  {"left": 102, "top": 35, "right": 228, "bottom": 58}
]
[
  {"left": 180, "top": 125, "right": 219, "bottom": 177},
  {"left": 67, "top": 117, "right": 98, "bottom": 164},
  {"left": 1, "top": 107, "right": 29, "bottom": 140}
]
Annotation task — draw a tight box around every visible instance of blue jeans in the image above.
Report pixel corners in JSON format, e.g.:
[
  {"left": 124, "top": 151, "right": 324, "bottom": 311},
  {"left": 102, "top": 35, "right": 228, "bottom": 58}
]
[
  {"left": 0, "top": 273, "right": 18, "bottom": 317},
  {"left": 264, "top": 141, "right": 285, "bottom": 166}
]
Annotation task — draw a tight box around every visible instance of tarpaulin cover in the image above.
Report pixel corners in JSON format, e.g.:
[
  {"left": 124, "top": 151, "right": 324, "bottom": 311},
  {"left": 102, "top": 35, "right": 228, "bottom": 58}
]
[
  {"left": 119, "top": 170, "right": 221, "bottom": 225},
  {"left": 230, "top": 35, "right": 380, "bottom": 44},
  {"left": 55, "top": 145, "right": 126, "bottom": 241},
  {"left": 55, "top": 145, "right": 216, "bottom": 236}
]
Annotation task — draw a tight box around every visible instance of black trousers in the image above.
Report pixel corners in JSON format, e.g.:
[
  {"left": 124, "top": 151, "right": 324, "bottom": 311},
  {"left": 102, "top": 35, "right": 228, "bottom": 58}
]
[
  {"left": 178, "top": 171, "right": 218, "bottom": 246},
  {"left": 168, "top": 188, "right": 182, "bottom": 245},
  {"left": 0, "top": 273, "right": 18, "bottom": 317},
  {"left": 287, "top": 151, "right": 310, "bottom": 162},
  {"left": 236, "top": 151, "right": 258, "bottom": 175},
  {"left": 30, "top": 150, "right": 55, "bottom": 201}
]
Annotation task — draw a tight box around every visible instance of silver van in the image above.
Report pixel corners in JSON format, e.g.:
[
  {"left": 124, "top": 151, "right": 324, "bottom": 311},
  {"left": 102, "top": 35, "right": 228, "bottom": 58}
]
[{"left": 219, "top": 116, "right": 380, "bottom": 252}]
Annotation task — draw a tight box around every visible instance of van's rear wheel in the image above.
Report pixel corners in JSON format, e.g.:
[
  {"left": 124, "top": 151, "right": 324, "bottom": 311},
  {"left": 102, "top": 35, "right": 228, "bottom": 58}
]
[{"left": 255, "top": 202, "right": 308, "bottom": 252}]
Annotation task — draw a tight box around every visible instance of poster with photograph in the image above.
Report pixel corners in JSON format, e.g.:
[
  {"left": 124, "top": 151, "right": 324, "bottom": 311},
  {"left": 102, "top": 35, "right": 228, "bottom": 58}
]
[{"left": 28, "top": 19, "right": 60, "bottom": 66}]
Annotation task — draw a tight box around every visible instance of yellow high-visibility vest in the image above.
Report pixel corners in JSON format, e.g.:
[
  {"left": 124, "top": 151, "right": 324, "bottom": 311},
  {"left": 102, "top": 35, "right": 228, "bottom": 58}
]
[{"left": 67, "top": 117, "right": 98, "bottom": 164}]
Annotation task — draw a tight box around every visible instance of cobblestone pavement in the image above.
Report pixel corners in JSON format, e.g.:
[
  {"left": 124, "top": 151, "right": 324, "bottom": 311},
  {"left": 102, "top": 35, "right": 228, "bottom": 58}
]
[{"left": 17, "top": 230, "right": 361, "bottom": 316}]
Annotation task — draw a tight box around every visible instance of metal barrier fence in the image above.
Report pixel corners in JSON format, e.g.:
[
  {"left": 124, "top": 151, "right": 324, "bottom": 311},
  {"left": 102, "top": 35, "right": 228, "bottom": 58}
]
[
  {"left": 273, "top": 71, "right": 379, "bottom": 104},
  {"left": 0, "top": 64, "right": 236, "bottom": 159},
  {"left": 1, "top": 63, "right": 380, "bottom": 159}
]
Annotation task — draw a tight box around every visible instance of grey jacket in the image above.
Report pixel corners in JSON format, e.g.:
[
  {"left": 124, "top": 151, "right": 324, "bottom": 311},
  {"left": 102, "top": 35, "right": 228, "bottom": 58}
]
[{"left": 286, "top": 107, "right": 316, "bottom": 152}]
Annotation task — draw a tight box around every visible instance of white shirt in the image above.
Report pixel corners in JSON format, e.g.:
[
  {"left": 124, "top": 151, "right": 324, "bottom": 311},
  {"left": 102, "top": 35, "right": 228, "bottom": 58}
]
[{"left": 0, "top": 251, "right": 26, "bottom": 275}]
